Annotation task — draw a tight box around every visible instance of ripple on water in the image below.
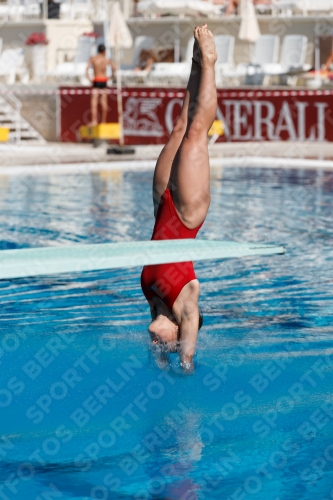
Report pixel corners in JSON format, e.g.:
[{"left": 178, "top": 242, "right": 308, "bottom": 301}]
[{"left": 0, "top": 167, "right": 333, "bottom": 500}]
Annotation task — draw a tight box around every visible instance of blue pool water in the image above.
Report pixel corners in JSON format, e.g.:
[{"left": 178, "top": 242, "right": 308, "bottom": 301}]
[{"left": 0, "top": 166, "right": 333, "bottom": 500}]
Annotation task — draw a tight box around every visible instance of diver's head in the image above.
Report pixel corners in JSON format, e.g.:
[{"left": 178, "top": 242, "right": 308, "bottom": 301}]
[
  {"left": 149, "top": 314, "right": 179, "bottom": 346},
  {"left": 148, "top": 310, "right": 203, "bottom": 346}
]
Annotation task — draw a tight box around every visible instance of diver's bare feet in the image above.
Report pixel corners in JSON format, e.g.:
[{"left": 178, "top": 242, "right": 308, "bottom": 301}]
[{"left": 194, "top": 24, "right": 217, "bottom": 67}]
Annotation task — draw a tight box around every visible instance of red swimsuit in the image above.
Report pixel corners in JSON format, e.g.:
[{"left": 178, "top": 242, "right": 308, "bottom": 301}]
[{"left": 141, "top": 189, "right": 203, "bottom": 310}]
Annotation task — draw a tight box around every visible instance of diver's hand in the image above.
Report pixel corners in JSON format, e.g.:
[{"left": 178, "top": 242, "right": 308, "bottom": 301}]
[{"left": 180, "top": 358, "right": 194, "bottom": 372}]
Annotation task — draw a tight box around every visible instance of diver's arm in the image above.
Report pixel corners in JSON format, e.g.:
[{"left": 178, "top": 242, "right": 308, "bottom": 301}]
[
  {"left": 178, "top": 314, "right": 198, "bottom": 370},
  {"left": 86, "top": 58, "right": 93, "bottom": 82},
  {"left": 172, "top": 280, "right": 200, "bottom": 371}
]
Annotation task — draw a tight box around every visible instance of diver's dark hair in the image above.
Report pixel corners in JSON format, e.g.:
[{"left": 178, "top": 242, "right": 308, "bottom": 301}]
[{"left": 98, "top": 44, "right": 106, "bottom": 53}]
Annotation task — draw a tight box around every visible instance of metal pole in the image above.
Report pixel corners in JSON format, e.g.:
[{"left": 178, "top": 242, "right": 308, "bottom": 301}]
[
  {"left": 16, "top": 0, "right": 20, "bottom": 21},
  {"left": 16, "top": 101, "right": 21, "bottom": 144},
  {"left": 315, "top": 23, "right": 320, "bottom": 80},
  {"left": 43, "top": 0, "right": 48, "bottom": 20},
  {"left": 174, "top": 21, "right": 180, "bottom": 62},
  {"left": 103, "top": 0, "right": 111, "bottom": 58},
  {"left": 315, "top": 39, "right": 320, "bottom": 78},
  {"left": 116, "top": 44, "right": 124, "bottom": 147}
]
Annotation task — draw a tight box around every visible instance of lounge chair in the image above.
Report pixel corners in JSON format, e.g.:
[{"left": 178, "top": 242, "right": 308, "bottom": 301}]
[
  {"left": 137, "top": 0, "right": 222, "bottom": 16},
  {"left": 272, "top": 0, "right": 297, "bottom": 16},
  {"left": 149, "top": 38, "right": 193, "bottom": 86},
  {"left": 0, "top": 4, "right": 8, "bottom": 20},
  {"left": 253, "top": 35, "right": 280, "bottom": 66},
  {"left": 2, "top": 0, "right": 25, "bottom": 20},
  {"left": 50, "top": 35, "right": 96, "bottom": 83},
  {"left": 295, "top": 0, "right": 333, "bottom": 15},
  {"left": 254, "top": 3, "right": 273, "bottom": 14},
  {"left": 149, "top": 62, "right": 192, "bottom": 86},
  {"left": 59, "top": 0, "right": 71, "bottom": 18},
  {"left": 0, "top": 48, "right": 29, "bottom": 84},
  {"left": 235, "top": 35, "right": 280, "bottom": 84},
  {"left": 22, "top": 0, "right": 40, "bottom": 18},
  {"left": 120, "top": 36, "right": 155, "bottom": 85},
  {"left": 215, "top": 35, "right": 235, "bottom": 85},
  {"left": 121, "top": 36, "right": 155, "bottom": 71},
  {"left": 59, "top": 0, "right": 92, "bottom": 18},
  {"left": 72, "top": 0, "right": 92, "bottom": 18},
  {"left": 263, "top": 35, "right": 311, "bottom": 85},
  {"left": 151, "top": 35, "right": 236, "bottom": 86}
]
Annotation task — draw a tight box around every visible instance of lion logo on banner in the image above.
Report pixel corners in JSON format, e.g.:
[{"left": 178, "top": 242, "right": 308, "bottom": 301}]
[{"left": 123, "top": 97, "right": 164, "bottom": 137}]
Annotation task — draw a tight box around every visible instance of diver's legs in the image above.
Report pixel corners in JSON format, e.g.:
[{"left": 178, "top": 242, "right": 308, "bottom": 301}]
[
  {"left": 170, "top": 24, "right": 217, "bottom": 229},
  {"left": 152, "top": 42, "right": 202, "bottom": 215}
]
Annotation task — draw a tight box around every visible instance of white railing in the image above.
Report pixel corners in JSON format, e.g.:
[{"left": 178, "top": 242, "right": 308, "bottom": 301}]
[
  {"left": 0, "top": 83, "right": 21, "bottom": 143},
  {"left": 0, "top": 0, "right": 133, "bottom": 21},
  {"left": 0, "top": 0, "right": 332, "bottom": 24}
]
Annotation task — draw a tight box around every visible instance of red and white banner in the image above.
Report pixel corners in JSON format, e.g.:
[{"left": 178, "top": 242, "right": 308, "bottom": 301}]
[{"left": 59, "top": 87, "right": 333, "bottom": 143}]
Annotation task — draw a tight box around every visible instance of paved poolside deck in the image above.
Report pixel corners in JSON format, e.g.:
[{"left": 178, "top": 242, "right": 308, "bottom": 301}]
[{"left": 0, "top": 141, "right": 333, "bottom": 169}]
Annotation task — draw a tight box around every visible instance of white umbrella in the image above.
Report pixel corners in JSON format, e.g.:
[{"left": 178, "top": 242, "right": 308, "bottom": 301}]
[
  {"left": 109, "top": 1, "right": 133, "bottom": 147},
  {"left": 137, "top": 0, "right": 221, "bottom": 16},
  {"left": 239, "top": 0, "right": 261, "bottom": 43}
]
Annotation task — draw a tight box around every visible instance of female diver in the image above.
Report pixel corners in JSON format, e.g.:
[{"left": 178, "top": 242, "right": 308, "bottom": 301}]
[{"left": 141, "top": 24, "right": 217, "bottom": 370}]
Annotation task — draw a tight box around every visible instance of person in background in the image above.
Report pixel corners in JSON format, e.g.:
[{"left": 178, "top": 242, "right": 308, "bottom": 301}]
[
  {"left": 225, "top": 0, "right": 238, "bottom": 14},
  {"left": 134, "top": 49, "right": 158, "bottom": 72},
  {"left": 225, "top": 0, "right": 271, "bottom": 15},
  {"left": 133, "top": 0, "right": 140, "bottom": 16},
  {"left": 86, "top": 44, "right": 116, "bottom": 125},
  {"left": 324, "top": 50, "right": 333, "bottom": 71}
]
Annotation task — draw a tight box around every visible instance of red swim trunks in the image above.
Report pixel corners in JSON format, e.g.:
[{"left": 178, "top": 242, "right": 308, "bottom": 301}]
[
  {"left": 93, "top": 76, "right": 108, "bottom": 89},
  {"left": 141, "top": 189, "right": 203, "bottom": 310}
]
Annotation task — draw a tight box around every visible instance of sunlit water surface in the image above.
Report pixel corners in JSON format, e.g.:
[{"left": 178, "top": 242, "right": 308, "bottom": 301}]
[{"left": 0, "top": 166, "right": 333, "bottom": 500}]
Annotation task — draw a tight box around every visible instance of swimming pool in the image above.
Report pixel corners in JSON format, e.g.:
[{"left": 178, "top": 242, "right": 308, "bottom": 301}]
[{"left": 1, "top": 165, "right": 333, "bottom": 500}]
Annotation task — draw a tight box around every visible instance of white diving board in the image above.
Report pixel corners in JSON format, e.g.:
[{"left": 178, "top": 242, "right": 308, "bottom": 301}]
[{"left": 0, "top": 239, "right": 285, "bottom": 280}]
